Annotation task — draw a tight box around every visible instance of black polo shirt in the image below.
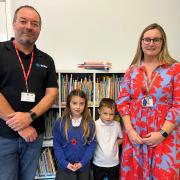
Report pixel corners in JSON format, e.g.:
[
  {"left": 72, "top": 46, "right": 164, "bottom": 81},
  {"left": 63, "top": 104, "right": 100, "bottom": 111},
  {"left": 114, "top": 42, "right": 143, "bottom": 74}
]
[{"left": 0, "top": 39, "right": 58, "bottom": 139}]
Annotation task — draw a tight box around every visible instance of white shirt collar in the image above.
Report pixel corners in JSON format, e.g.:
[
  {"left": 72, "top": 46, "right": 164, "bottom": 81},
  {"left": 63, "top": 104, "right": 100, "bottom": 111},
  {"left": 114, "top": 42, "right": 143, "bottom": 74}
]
[
  {"left": 99, "top": 118, "right": 114, "bottom": 126},
  {"left": 71, "top": 116, "right": 82, "bottom": 127}
]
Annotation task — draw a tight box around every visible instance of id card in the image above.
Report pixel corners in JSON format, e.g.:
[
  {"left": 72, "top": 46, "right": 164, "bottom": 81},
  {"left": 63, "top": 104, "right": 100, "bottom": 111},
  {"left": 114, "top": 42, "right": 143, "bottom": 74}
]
[
  {"left": 142, "top": 96, "right": 153, "bottom": 107},
  {"left": 21, "top": 92, "right": 35, "bottom": 102}
]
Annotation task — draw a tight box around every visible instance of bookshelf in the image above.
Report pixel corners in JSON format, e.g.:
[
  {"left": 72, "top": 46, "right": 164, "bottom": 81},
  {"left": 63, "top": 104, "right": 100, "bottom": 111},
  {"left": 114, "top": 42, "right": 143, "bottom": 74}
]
[
  {"left": 59, "top": 69, "right": 124, "bottom": 120},
  {"left": 34, "top": 69, "right": 125, "bottom": 180},
  {"left": 34, "top": 73, "right": 60, "bottom": 180}
]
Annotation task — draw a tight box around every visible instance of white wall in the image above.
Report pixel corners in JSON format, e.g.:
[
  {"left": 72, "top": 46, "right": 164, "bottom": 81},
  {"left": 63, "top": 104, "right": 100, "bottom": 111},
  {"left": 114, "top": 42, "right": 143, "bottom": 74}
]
[
  {"left": 0, "top": 0, "right": 8, "bottom": 41},
  {"left": 6, "top": 0, "right": 180, "bottom": 71}
]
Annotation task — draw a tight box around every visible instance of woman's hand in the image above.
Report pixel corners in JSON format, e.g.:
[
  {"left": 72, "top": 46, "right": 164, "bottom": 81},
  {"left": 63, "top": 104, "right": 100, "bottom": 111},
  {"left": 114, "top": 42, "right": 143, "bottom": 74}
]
[
  {"left": 127, "top": 128, "right": 143, "bottom": 145},
  {"left": 142, "top": 132, "right": 165, "bottom": 147}
]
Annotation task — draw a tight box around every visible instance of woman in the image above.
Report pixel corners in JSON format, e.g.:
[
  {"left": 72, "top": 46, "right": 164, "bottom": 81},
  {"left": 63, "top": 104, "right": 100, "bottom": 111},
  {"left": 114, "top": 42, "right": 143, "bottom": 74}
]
[{"left": 117, "top": 23, "right": 179, "bottom": 180}]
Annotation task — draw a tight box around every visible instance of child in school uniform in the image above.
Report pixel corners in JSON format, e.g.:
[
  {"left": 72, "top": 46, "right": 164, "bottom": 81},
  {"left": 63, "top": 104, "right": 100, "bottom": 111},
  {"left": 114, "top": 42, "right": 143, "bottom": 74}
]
[
  {"left": 92, "top": 98, "right": 123, "bottom": 180},
  {"left": 53, "top": 89, "right": 96, "bottom": 180}
]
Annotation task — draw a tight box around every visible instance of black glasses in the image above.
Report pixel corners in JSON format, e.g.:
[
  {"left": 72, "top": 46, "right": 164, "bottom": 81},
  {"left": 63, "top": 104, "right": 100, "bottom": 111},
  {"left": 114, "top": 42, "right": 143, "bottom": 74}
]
[{"left": 142, "top": 38, "right": 162, "bottom": 45}]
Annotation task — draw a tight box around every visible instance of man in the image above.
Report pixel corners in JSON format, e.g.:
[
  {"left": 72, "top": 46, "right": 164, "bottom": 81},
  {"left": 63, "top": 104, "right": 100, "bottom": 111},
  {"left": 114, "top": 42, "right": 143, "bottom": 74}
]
[{"left": 0, "top": 5, "right": 58, "bottom": 180}]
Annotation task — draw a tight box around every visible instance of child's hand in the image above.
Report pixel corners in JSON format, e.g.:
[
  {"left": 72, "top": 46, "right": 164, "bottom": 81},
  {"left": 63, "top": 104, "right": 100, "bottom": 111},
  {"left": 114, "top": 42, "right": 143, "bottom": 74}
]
[
  {"left": 74, "top": 162, "right": 82, "bottom": 170},
  {"left": 67, "top": 163, "right": 77, "bottom": 172}
]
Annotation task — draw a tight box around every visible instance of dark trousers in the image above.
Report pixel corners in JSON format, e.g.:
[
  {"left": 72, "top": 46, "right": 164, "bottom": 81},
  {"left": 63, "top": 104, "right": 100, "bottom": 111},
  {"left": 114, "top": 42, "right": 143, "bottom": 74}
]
[
  {"left": 56, "top": 168, "right": 93, "bottom": 180},
  {"left": 92, "top": 163, "right": 119, "bottom": 180}
]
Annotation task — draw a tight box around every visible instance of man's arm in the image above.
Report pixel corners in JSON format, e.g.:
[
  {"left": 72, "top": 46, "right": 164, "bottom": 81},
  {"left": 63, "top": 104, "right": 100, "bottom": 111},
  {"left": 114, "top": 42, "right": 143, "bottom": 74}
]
[
  {"left": 30, "top": 87, "right": 58, "bottom": 117},
  {"left": 0, "top": 93, "right": 38, "bottom": 142},
  {"left": 6, "top": 87, "right": 58, "bottom": 131},
  {"left": 0, "top": 93, "right": 14, "bottom": 120}
]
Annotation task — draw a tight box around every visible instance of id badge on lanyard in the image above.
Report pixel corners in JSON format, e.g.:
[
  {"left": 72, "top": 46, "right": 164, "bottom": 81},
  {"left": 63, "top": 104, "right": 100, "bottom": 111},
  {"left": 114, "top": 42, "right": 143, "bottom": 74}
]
[
  {"left": 21, "top": 92, "right": 35, "bottom": 102},
  {"left": 141, "top": 70, "right": 159, "bottom": 107},
  {"left": 142, "top": 96, "right": 153, "bottom": 107},
  {"left": 14, "top": 42, "right": 36, "bottom": 102}
]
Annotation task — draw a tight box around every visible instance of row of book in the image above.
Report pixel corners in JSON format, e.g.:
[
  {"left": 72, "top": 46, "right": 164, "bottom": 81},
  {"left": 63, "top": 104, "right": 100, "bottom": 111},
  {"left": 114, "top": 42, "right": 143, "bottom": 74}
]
[
  {"left": 44, "top": 111, "right": 59, "bottom": 139},
  {"left": 95, "top": 75, "right": 123, "bottom": 104},
  {"left": 53, "top": 93, "right": 59, "bottom": 107},
  {"left": 60, "top": 74, "right": 123, "bottom": 106},
  {"left": 61, "top": 74, "right": 93, "bottom": 104},
  {"left": 35, "top": 148, "right": 56, "bottom": 177}
]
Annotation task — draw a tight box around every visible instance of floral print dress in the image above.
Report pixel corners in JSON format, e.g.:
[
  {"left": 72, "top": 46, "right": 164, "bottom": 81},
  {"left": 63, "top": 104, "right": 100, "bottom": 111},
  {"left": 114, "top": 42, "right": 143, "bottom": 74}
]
[{"left": 117, "top": 62, "right": 180, "bottom": 180}]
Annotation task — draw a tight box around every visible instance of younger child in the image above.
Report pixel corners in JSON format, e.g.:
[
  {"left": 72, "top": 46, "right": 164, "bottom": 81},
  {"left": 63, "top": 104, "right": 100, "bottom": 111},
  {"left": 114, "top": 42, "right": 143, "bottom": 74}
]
[
  {"left": 93, "top": 98, "right": 123, "bottom": 180},
  {"left": 53, "top": 89, "right": 96, "bottom": 180}
]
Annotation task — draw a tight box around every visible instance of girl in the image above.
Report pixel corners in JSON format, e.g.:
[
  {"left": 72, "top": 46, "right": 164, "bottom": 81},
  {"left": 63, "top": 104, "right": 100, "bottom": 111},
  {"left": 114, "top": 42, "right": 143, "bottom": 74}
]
[{"left": 53, "top": 89, "right": 96, "bottom": 180}]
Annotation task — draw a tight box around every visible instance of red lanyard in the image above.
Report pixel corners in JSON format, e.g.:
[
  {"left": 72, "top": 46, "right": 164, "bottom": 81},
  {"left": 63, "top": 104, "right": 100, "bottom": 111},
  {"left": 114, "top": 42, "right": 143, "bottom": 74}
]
[
  {"left": 143, "top": 70, "right": 159, "bottom": 95},
  {"left": 14, "top": 43, "right": 34, "bottom": 92}
]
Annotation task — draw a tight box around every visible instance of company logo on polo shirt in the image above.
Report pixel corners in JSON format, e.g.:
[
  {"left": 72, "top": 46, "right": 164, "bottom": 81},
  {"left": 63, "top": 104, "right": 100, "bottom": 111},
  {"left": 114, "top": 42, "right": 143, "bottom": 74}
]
[{"left": 35, "top": 63, "right": 48, "bottom": 68}]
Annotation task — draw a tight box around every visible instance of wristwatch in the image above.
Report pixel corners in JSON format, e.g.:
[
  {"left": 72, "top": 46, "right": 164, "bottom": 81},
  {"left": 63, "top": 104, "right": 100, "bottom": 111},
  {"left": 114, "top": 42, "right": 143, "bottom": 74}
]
[
  {"left": 160, "top": 129, "right": 168, "bottom": 138},
  {"left": 29, "top": 111, "right": 37, "bottom": 121}
]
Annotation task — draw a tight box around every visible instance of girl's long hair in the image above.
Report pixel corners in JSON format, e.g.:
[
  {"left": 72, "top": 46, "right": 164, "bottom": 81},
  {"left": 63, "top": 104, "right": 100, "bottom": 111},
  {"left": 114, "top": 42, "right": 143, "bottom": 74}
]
[
  {"left": 131, "top": 23, "right": 176, "bottom": 67},
  {"left": 62, "top": 89, "right": 94, "bottom": 143}
]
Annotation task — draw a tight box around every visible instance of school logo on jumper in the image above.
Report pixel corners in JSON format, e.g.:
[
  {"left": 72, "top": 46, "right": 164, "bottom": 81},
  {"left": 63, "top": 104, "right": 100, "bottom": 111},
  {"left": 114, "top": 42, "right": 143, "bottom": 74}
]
[
  {"left": 35, "top": 63, "right": 48, "bottom": 68},
  {"left": 71, "top": 138, "right": 77, "bottom": 145}
]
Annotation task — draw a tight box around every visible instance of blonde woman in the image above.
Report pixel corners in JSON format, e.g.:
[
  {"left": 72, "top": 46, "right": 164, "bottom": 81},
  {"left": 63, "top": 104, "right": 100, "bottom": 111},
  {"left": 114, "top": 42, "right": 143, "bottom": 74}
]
[{"left": 117, "top": 23, "right": 180, "bottom": 179}]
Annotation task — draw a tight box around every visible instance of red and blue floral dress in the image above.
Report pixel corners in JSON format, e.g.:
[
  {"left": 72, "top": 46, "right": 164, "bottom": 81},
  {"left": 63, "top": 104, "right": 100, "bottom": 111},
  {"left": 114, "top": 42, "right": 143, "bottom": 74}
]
[{"left": 117, "top": 62, "right": 180, "bottom": 180}]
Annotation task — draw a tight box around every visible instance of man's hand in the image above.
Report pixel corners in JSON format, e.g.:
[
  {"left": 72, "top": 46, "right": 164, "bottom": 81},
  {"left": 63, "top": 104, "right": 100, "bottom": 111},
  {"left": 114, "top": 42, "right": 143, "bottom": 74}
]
[
  {"left": 6, "top": 112, "right": 32, "bottom": 131},
  {"left": 18, "top": 126, "right": 38, "bottom": 142}
]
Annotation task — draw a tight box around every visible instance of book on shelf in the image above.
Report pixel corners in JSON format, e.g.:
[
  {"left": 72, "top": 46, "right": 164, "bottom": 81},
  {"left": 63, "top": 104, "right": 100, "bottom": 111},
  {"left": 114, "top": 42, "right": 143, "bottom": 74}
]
[
  {"left": 95, "top": 75, "right": 123, "bottom": 104},
  {"left": 61, "top": 74, "right": 93, "bottom": 103},
  {"left": 44, "top": 111, "right": 59, "bottom": 140},
  {"left": 60, "top": 73, "right": 123, "bottom": 106},
  {"left": 35, "top": 148, "right": 56, "bottom": 178}
]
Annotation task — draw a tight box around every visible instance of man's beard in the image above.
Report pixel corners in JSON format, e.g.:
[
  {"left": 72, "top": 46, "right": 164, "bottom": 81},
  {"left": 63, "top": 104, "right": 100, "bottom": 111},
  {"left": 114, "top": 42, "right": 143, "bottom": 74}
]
[
  {"left": 20, "top": 38, "right": 35, "bottom": 47},
  {"left": 19, "top": 30, "right": 39, "bottom": 47}
]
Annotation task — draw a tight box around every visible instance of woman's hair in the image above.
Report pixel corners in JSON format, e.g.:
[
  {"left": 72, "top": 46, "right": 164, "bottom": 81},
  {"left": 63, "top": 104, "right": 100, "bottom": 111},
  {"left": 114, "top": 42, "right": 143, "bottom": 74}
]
[
  {"left": 131, "top": 23, "right": 176, "bottom": 66},
  {"left": 99, "top": 98, "right": 116, "bottom": 111},
  {"left": 62, "top": 89, "right": 93, "bottom": 143}
]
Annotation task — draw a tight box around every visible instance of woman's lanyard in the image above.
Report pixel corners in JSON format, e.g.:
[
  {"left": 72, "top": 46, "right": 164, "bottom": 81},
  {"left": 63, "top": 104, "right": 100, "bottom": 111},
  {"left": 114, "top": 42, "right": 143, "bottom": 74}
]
[
  {"left": 142, "top": 70, "right": 159, "bottom": 107},
  {"left": 143, "top": 71, "right": 159, "bottom": 95},
  {"left": 14, "top": 43, "right": 34, "bottom": 93}
]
